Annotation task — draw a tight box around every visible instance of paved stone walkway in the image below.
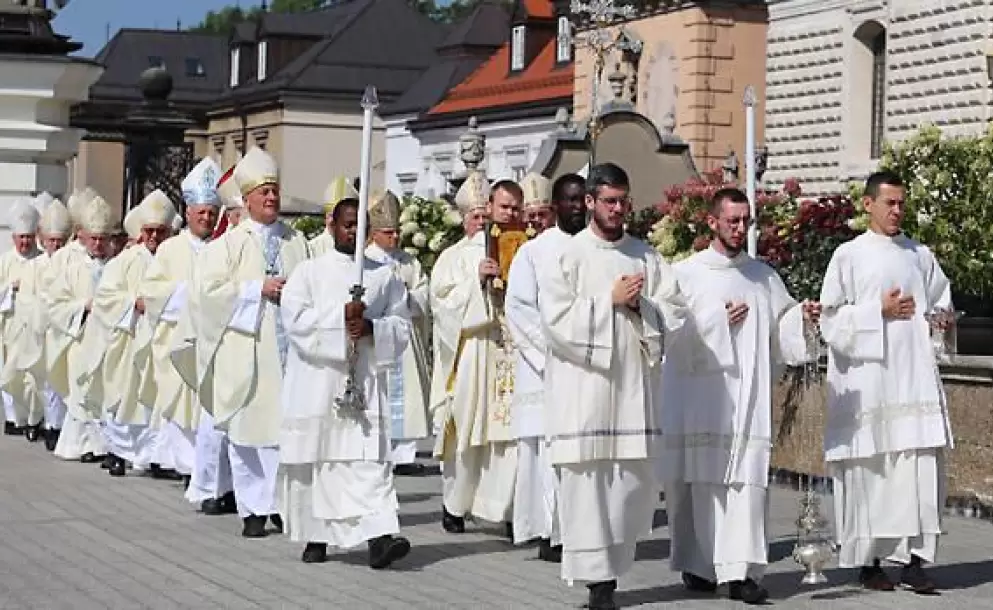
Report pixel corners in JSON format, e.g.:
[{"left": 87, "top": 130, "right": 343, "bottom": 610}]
[{"left": 0, "top": 437, "right": 990, "bottom": 609}]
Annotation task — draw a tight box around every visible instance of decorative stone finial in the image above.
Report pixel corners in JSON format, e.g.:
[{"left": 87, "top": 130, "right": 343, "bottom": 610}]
[
  {"left": 139, "top": 66, "right": 173, "bottom": 102},
  {"left": 459, "top": 116, "right": 485, "bottom": 172}
]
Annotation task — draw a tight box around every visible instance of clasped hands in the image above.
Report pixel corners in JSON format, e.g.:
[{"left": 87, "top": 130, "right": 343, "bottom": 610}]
[
  {"left": 262, "top": 277, "right": 286, "bottom": 303},
  {"left": 725, "top": 299, "right": 822, "bottom": 327},
  {"left": 611, "top": 273, "right": 644, "bottom": 311},
  {"left": 344, "top": 301, "right": 372, "bottom": 341}
]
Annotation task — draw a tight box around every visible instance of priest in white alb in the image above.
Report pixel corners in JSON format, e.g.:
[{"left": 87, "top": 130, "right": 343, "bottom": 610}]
[
  {"left": 309, "top": 177, "right": 357, "bottom": 257},
  {"left": 659, "top": 187, "right": 819, "bottom": 604},
  {"left": 429, "top": 173, "right": 523, "bottom": 535},
  {"left": 279, "top": 198, "right": 413, "bottom": 568},
  {"left": 539, "top": 163, "right": 686, "bottom": 610},
  {"left": 0, "top": 199, "right": 43, "bottom": 436},
  {"left": 505, "top": 172, "right": 586, "bottom": 562},
  {"left": 80, "top": 191, "right": 175, "bottom": 477},
  {"left": 819, "top": 171, "right": 951, "bottom": 595},
  {"left": 49, "top": 195, "right": 117, "bottom": 463},
  {"left": 192, "top": 146, "right": 310, "bottom": 537},
  {"left": 365, "top": 190, "right": 431, "bottom": 475}
]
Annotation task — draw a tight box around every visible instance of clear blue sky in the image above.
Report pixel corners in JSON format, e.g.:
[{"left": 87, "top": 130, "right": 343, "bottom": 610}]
[{"left": 53, "top": 0, "right": 265, "bottom": 57}]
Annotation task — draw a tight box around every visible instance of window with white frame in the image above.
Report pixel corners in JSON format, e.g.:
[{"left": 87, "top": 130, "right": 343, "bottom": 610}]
[
  {"left": 556, "top": 16, "right": 572, "bottom": 63},
  {"left": 230, "top": 47, "right": 240, "bottom": 88},
  {"left": 257, "top": 40, "right": 269, "bottom": 82},
  {"left": 512, "top": 166, "right": 526, "bottom": 182},
  {"left": 511, "top": 25, "right": 526, "bottom": 71}
]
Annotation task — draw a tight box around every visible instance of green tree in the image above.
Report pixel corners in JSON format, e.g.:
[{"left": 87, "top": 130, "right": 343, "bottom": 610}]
[{"left": 190, "top": 0, "right": 328, "bottom": 35}]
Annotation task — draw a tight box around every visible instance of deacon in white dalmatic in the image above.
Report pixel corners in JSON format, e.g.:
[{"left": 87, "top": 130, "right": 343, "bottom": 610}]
[
  {"left": 364, "top": 190, "right": 432, "bottom": 474},
  {"left": 279, "top": 198, "right": 413, "bottom": 567},
  {"left": 142, "top": 158, "right": 234, "bottom": 514},
  {"left": 0, "top": 199, "right": 43, "bottom": 436},
  {"left": 819, "top": 171, "right": 952, "bottom": 595},
  {"left": 192, "top": 146, "right": 310, "bottom": 537},
  {"left": 49, "top": 195, "right": 117, "bottom": 462},
  {"left": 0, "top": 194, "right": 72, "bottom": 448},
  {"left": 81, "top": 191, "right": 177, "bottom": 477},
  {"left": 659, "top": 187, "right": 820, "bottom": 604},
  {"left": 539, "top": 163, "right": 686, "bottom": 610},
  {"left": 505, "top": 172, "right": 587, "bottom": 561},
  {"left": 430, "top": 173, "right": 523, "bottom": 535},
  {"left": 309, "top": 176, "right": 357, "bottom": 257}
]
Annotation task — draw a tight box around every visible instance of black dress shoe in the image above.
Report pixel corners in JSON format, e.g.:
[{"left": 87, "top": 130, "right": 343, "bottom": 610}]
[
  {"left": 392, "top": 463, "right": 426, "bottom": 476},
  {"left": 220, "top": 491, "right": 238, "bottom": 513},
  {"left": 269, "top": 514, "right": 284, "bottom": 534},
  {"left": 727, "top": 579, "right": 769, "bottom": 605},
  {"left": 441, "top": 506, "right": 465, "bottom": 534},
  {"left": 241, "top": 515, "right": 268, "bottom": 538},
  {"left": 182, "top": 475, "right": 191, "bottom": 490},
  {"left": 201, "top": 498, "right": 224, "bottom": 515},
  {"left": 80, "top": 452, "right": 104, "bottom": 464},
  {"left": 368, "top": 534, "right": 410, "bottom": 569},
  {"left": 149, "top": 463, "right": 184, "bottom": 481},
  {"left": 108, "top": 456, "right": 126, "bottom": 477},
  {"left": 900, "top": 557, "right": 938, "bottom": 595},
  {"left": 101, "top": 455, "right": 114, "bottom": 469},
  {"left": 538, "top": 538, "right": 562, "bottom": 563},
  {"left": 44, "top": 429, "right": 59, "bottom": 451},
  {"left": 25, "top": 424, "right": 42, "bottom": 442},
  {"left": 302, "top": 542, "right": 328, "bottom": 563},
  {"left": 504, "top": 522, "right": 514, "bottom": 540},
  {"left": 682, "top": 571, "right": 717, "bottom": 593},
  {"left": 587, "top": 580, "right": 617, "bottom": 610},
  {"left": 4, "top": 422, "right": 23, "bottom": 436}
]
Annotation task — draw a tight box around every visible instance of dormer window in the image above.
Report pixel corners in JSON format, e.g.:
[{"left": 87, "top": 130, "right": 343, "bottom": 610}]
[
  {"left": 148, "top": 55, "right": 165, "bottom": 69},
  {"left": 257, "top": 40, "right": 269, "bottom": 82},
  {"left": 557, "top": 16, "right": 572, "bottom": 63},
  {"left": 230, "top": 47, "right": 240, "bottom": 87},
  {"left": 511, "top": 25, "right": 525, "bottom": 72}
]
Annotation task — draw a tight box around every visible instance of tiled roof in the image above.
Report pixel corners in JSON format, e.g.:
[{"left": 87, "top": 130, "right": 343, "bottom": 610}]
[
  {"left": 426, "top": 37, "right": 572, "bottom": 116},
  {"left": 521, "top": 0, "right": 554, "bottom": 19}
]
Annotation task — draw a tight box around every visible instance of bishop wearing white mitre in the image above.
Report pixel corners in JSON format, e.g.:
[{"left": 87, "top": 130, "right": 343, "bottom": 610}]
[
  {"left": 192, "top": 146, "right": 310, "bottom": 538},
  {"left": 364, "top": 190, "right": 431, "bottom": 473},
  {"left": 279, "top": 198, "right": 414, "bottom": 568},
  {"left": 429, "top": 172, "right": 522, "bottom": 535},
  {"left": 309, "top": 176, "right": 357, "bottom": 257},
  {"left": 81, "top": 191, "right": 176, "bottom": 477},
  {"left": 505, "top": 172, "right": 586, "bottom": 561},
  {"left": 659, "top": 187, "right": 819, "bottom": 604},
  {"left": 539, "top": 164, "right": 686, "bottom": 610},
  {"left": 142, "top": 158, "right": 234, "bottom": 514},
  {"left": 0, "top": 194, "right": 72, "bottom": 449},
  {"left": 0, "top": 199, "right": 42, "bottom": 436},
  {"left": 819, "top": 171, "right": 952, "bottom": 595},
  {"left": 49, "top": 195, "right": 117, "bottom": 463}
]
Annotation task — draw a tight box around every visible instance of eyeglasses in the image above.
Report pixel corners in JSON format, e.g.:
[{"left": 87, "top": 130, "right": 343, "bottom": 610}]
[{"left": 596, "top": 196, "right": 632, "bottom": 207}]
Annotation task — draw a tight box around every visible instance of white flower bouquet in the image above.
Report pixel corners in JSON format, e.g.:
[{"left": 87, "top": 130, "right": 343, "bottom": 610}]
[{"left": 399, "top": 196, "right": 465, "bottom": 273}]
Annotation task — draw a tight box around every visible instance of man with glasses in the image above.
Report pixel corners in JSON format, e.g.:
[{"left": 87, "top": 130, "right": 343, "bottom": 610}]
[
  {"left": 658, "top": 187, "right": 820, "bottom": 604},
  {"left": 539, "top": 163, "right": 686, "bottom": 610}
]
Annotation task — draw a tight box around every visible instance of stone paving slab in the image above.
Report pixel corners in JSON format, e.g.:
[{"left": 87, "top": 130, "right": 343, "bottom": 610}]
[{"left": 0, "top": 437, "right": 990, "bottom": 609}]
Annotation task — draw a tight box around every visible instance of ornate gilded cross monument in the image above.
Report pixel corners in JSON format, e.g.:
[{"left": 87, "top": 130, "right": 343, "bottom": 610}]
[{"left": 570, "top": 0, "right": 638, "bottom": 162}]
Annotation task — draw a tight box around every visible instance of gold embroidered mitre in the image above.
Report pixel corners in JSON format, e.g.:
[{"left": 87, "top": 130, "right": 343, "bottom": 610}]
[
  {"left": 137, "top": 189, "right": 177, "bottom": 227},
  {"left": 233, "top": 146, "right": 279, "bottom": 196},
  {"left": 81, "top": 196, "right": 117, "bottom": 235},
  {"left": 369, "top": 190, "right": 401, "bottom": 231},
  {"left": 324, "top": 176, "right": 358, "bottom": 214},
  {"left": 455, "top": 170, "right": 490, "bottom": 215},
  {"left": 520, "top": 172, "right": 551, "bottom": 210},
  {"left": 39, "top": 198, "right": 71, "bottom": 237}
]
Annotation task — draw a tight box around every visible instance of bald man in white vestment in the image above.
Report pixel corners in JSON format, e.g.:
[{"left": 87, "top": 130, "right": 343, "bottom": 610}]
[
  {"left": 279, "top": 199, "right": 413, "bottom": 568},
  {"left": 539, "top": 164, "right": 687, "bottom": 610},
  {"left": 429, "top": 173, "right": 523, "bottom": 536},
  {"left": 192, "top": 146, "right": 310, "bottom": 538},
  {"left": 819, "top": 171, "right": 952, "bottom": 595},
  {"left": 660, "top": 188, "right": 820, "bottom": 604},
  {"left": 505, "top": 172, "right": 586, "bottom": 562}
]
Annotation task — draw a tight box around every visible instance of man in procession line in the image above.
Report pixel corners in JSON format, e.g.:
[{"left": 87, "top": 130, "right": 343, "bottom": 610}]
[{"left": 0, "top": 158, "right": 956, "bottom": 602}]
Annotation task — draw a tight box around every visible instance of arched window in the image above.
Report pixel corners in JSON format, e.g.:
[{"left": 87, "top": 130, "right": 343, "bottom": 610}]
[
  {"left": 852, "top": 22, "right": 887, "bottom": 160},
  {"left": 868, "top": 30, "right": 886, "bottom": 159}
]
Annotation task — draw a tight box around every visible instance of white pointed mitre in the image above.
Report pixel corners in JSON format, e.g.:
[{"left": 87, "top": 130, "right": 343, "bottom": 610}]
[
  {"left": 324, "top": 176, "right": 358, "bottom": 214},
  {"left": 182, "top": 157, "right": 222, "bottom": 207},
  {"left": 454, "top": 170, "right": 490, "bottom": 214},
  {"left": 39, "top": 198, "right": 71, "bottom": 236},
  {"left": 234, "top": 146, "right": 279, "bottom": 196},
  {"left": 81, "top": 196, "right": 116, "bottom": 235},
  {"left": 137, "top": 189, "right": 177, "bottom": 227},
  {"left": 520, "top": 172, "right": 551, "bottom": 209},
  {"left": 8, "top": 198, "right": 40, "bottom": 235},
  {"left": 369, "top": 190, "right": 401, "bottom": 231},
  {"left": 216, "top": 167, "right": 243, "bottom": 209},
  {"left": 171, "top": 215, "right": 184, "bottom": 231},
  {"left": 66, "top": 189, "right": 94, "bottom": 226},
  {"left": 123, "top": 206, "right": 143, "bottom": 239},
  {"left": 33, "top": 192, "right": 54, "bottom": 214}
]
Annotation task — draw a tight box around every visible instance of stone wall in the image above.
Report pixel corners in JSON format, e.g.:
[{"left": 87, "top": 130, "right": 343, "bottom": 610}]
[{"left": 771, "top": 356, "right": 993, "bottom": 503}]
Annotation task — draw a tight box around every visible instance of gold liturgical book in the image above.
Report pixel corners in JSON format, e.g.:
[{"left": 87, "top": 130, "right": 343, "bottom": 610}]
[{"left": 485, "top": 220, "right": 535, "bottom": 290}]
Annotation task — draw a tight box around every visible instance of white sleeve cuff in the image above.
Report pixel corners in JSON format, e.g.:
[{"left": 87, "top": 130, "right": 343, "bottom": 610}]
[
  {"left": 228, "top": 280, "right": 263, "bottom": 334},
  {"left": 115, "top": 304, "right": 138, "bottom": 332},
  {"left": 0, "top": 286, "right": 12, "bottom": 313},
  {"left": 160, "top": 281, "right": 188, "bottom": 323}
]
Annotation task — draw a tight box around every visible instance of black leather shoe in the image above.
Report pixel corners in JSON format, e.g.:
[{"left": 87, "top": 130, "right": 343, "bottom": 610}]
[
  {"left": 504, "top": 522, "right": 514, "bottom": 540},
  {"left": 182, "top": 475, "right": 191, "bottom": 491},
  {"left": 368, "top": 534, "right": 410, "bottom": 569},
  {"left": 241, "top": 515, "right": 268, "bottom": 538},
  {"left": 201, "top": 498, "right": 224, "bottom": 515},
  {"left": 149, "top": 463, "right": 184, "bottom": 481},
  {"left": 25, "top": 424, "right": 41, "bottom": 442},
  {"left": 101, "top": 454, "right": 114, "bottom": 469},
  {"left": 587, "top": 580, "right": 617, "bottom": 610},
  {"left": 302, "top": 542, "right": 327, "bottom": 563},
  {"left": 441, "top": 506, "right": 465, "bottom": 534},
  {"left": 108, "top": 456, "right": 126, "bottom": 477},
  {"left": 44, "top": 429, "right": 59, "bottom": 451},
  {"left": 727, "top": 579, "right": 769, "bottom": 605},
  {"left": 4, "top": 422, "right": 23, "bottom": 436},
  {"left": 80, "top": 452, "right": 104, "bottom": 464},
  {"left": 269, "top": 514, "right": 283, "bottom": 533},
  {"left": 220, "top": 491, "right": 238, "bottom": 513},
  {"left": 538, "top": 538, "right": 562, "bottom": 563},
  {"left": 682, "top": 572, "right": 718, "bottom": 593}
]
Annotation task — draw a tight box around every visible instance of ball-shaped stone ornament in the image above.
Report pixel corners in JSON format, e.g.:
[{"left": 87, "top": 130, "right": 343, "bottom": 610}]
[{"left": 138, "top": 66, "right": 173, "bottom": 101}]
